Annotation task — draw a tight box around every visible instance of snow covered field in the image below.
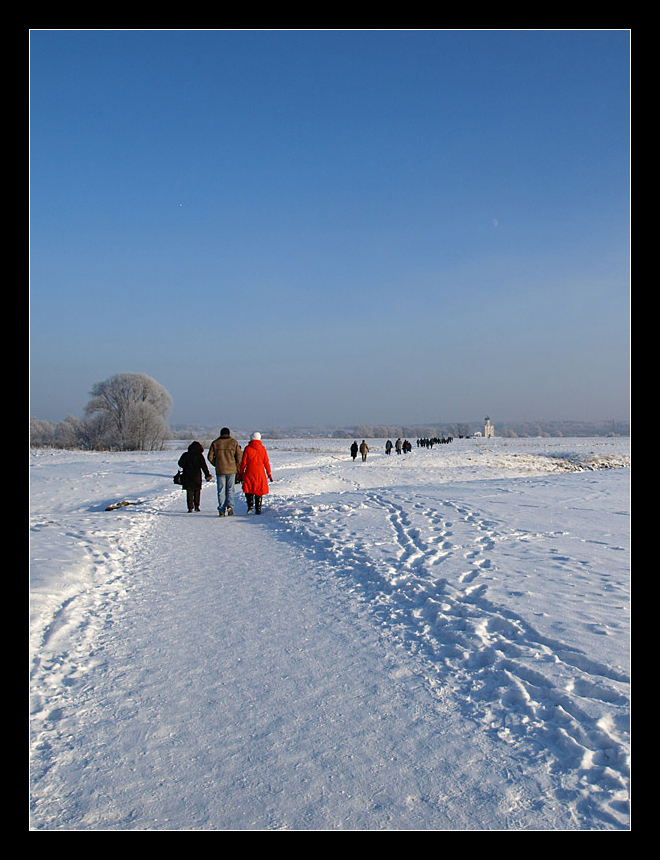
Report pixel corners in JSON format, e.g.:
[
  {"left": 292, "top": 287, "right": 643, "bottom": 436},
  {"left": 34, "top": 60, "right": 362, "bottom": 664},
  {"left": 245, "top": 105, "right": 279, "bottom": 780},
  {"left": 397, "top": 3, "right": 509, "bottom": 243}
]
[{"left": 29, "top": 435, "right": 631, "bottom": 830}]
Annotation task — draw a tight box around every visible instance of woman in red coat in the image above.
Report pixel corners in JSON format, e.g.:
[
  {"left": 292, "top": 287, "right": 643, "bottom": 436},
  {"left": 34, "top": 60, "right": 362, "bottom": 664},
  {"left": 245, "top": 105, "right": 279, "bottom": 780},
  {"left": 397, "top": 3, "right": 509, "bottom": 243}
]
[{"left": 238, "top": 432, "right": 273, "bottom": 514}]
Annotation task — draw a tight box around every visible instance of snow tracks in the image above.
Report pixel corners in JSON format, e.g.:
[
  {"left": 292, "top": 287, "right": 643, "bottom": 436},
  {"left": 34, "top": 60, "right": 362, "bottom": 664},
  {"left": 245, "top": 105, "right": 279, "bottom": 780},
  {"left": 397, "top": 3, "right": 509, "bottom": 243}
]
[
  {"left": 30, "top": 470, "right": 630, "bottom": 830},
  {"left": 274, "top": 475, "right": 630, "bottom": 830},
  {"left": 30, "top": 494, "right": 540, "bottom": 830}
]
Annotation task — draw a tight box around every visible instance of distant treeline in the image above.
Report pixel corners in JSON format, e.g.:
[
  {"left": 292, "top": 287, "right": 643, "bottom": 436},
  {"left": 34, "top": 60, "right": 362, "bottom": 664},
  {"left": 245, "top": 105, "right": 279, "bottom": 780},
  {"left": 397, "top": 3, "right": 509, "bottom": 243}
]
[
  {"left": 169, "top": 419, "right": 629, "bottom": 441},
  {"left": 492, "top": 419, "right": 629, "bottom": 438},
  {"left": 31, "top": 414, "right": 629, "bottom": 450},
  {"left": 329, "top": 420, "right": 629, "bottom": 439}
]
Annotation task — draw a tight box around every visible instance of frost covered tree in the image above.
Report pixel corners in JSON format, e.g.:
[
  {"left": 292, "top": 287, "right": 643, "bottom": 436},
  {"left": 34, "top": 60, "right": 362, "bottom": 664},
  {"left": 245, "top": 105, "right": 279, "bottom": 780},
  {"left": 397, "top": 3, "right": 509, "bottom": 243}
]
[
  {"left": 53, "top": 415, "right": 86, "bottom": 449},
  {"left": 84, "top": 372, "right": 173, "bottom": 450},
  {"left": 30, "top": 417, "right": 56, "bottom": 447}
]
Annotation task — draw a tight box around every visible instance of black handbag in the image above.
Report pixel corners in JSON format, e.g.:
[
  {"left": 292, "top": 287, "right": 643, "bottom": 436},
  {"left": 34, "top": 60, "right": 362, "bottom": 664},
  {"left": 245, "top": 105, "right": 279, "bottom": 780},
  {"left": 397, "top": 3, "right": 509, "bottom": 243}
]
[{"left": 173, "top": 470, "right": 183, "bottom": 485}]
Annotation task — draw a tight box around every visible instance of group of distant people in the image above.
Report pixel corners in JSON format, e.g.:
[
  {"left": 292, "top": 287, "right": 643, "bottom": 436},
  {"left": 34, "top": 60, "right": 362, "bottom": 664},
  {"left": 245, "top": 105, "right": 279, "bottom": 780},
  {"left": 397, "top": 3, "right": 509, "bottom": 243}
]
[
  {"left": 416, "top": 436, "right": 454, "bottom": 448},
  {"left": 385, "top": 438, "right": 412, "bottom": 455},
  {"left": 176, "top": 428, "right": 272, "bottom": 516},
  {"left": 351, "top": 437, "right": 414, "bottom": 461},
  {"left": 350, "top": 440, "right": 371, "bottom": 461},
  {"left": 350, "top": 435, "right": 455, "bottom": 461}
]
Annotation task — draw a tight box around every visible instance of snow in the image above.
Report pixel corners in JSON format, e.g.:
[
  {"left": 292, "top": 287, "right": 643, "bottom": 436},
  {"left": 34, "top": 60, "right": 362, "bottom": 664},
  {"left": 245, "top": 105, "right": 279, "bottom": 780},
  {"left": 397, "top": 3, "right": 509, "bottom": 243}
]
[{"left": 29, "top": 435, "right": 630, "bottom": 831}]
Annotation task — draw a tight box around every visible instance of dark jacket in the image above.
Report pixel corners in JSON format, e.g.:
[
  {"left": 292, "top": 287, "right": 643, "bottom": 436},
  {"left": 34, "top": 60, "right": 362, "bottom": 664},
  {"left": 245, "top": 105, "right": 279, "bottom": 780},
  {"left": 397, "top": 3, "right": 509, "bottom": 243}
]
[{"left": 178, "top": 441, "right": 211, "bottom": 489}]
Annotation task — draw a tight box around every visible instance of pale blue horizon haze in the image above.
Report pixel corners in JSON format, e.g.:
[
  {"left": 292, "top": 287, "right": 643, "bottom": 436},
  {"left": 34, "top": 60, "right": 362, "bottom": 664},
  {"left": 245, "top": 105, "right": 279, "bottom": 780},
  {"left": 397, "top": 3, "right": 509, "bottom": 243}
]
[{"left": 30, "top": 29, "right": 630, "bottom": 431}]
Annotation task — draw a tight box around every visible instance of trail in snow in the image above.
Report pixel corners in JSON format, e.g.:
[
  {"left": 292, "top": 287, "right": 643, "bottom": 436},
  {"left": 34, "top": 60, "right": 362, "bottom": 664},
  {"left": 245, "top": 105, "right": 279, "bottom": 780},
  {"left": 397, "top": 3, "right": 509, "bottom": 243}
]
[
  {"left": 29, "top": 439, "right": 630, "bottom": 830},
  {"left": 30, "top": 496, "right": 548, "bottom": 830}
]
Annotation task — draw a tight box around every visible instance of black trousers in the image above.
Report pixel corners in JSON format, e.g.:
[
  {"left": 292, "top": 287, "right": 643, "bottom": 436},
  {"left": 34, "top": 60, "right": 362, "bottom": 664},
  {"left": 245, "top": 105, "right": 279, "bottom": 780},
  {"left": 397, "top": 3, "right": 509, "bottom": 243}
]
[{"left": 186, "top": 487, "right": 201, "bottom": 511}]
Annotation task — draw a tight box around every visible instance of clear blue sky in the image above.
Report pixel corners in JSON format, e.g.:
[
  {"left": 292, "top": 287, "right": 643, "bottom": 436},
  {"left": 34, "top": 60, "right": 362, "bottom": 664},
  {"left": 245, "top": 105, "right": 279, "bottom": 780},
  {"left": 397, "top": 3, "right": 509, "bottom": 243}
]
[{"left": 30, "top": 29, "right": 630, "bottom": 429}]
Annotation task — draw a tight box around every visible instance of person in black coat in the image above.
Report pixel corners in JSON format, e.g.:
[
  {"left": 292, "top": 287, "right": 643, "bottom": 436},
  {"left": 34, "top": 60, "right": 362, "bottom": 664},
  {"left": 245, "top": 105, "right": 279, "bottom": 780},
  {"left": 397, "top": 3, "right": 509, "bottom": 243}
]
[{"left": 178, "top": 441, "right": 212, "bottom": 512}]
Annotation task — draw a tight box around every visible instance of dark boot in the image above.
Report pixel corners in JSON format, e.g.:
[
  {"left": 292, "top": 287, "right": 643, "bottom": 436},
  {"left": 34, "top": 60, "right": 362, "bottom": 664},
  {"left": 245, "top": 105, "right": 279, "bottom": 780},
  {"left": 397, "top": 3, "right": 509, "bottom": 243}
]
[
  {"left": 246, "top": 494, "right": 254, "bottom": 513},
  {"left": 255, "top": 496, "right": 262, "bottom": 515}
]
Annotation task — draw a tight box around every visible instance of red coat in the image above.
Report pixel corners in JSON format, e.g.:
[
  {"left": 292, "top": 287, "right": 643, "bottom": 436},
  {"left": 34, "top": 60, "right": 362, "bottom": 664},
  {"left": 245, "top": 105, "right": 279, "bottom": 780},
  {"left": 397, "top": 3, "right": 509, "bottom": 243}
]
[{"left": 239, "top": 440, "right": 272, "bottom": 495}]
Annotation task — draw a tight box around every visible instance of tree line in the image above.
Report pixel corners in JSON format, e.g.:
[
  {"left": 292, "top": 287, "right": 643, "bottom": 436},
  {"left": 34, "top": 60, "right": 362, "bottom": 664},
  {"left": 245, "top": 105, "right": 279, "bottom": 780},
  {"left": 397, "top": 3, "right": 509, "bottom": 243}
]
[
  {"left": 30, "top": 372, "right": 630, "bottom": 451},
  {"left": 332, "top": 423, "right": 474, "bottom": 439},
  {"left": 30, "top": 372, "right": 173, "bottom": 451}
]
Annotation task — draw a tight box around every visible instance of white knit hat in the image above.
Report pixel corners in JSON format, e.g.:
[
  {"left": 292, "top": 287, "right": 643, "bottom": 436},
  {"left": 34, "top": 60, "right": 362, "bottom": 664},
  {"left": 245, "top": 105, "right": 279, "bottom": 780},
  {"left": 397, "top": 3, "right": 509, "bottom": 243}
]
[{"left": 251, "top": 431, "right": 261, "bottom": 440}]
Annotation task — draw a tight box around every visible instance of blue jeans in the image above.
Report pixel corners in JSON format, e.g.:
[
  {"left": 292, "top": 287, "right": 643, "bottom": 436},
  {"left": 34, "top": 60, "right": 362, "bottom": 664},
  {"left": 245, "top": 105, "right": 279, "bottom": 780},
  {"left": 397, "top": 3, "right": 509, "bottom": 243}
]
[{"left": 216, "top": 474, "right": 236, "bottom": 513}]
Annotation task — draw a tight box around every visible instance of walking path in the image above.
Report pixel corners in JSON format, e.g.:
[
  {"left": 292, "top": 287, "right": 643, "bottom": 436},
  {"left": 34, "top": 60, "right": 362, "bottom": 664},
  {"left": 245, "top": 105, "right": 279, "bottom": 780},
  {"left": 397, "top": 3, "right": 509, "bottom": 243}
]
[{"left": 30, "top": 492, "right": 567, "bottom": 830}]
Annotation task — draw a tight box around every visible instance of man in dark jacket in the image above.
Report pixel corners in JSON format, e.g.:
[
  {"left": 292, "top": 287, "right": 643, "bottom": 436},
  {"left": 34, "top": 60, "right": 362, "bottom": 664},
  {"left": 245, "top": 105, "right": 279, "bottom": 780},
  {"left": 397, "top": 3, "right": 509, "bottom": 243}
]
[{"left": 207, "top": 428, "right": 243, "bottom": 517}]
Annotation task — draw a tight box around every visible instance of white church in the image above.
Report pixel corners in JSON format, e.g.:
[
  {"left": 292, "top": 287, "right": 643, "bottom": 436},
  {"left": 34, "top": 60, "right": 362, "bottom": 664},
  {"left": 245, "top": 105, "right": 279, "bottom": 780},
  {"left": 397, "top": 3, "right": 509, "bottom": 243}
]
[{"left": 475, "top": 417, "right": 495, "bottom": 437}]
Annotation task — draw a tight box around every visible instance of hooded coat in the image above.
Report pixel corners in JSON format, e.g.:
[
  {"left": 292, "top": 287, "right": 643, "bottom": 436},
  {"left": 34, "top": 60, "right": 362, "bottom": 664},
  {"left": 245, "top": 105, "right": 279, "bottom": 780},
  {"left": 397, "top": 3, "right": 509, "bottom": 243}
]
[
  {"left": 238, "top": 439, "right": 272, "bottom": 496},
  {"left": 178, "top": 441, "right": 211, "bottom": 489}
]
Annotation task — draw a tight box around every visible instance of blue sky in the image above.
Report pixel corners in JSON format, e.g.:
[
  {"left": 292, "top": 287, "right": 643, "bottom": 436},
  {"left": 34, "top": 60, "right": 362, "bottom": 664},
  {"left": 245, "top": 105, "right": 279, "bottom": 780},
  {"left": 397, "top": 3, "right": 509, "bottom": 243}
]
[{"left": 30, "top": 29, "right": 630, "bottom": 429}]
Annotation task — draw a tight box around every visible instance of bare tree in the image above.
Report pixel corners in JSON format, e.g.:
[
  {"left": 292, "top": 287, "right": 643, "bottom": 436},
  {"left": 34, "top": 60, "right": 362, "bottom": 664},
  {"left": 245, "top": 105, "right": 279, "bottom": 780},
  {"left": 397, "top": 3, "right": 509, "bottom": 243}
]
[
  {"left": 84, "top": 372, "right": 173, "bottom": 450},
  {"left": 30, "top": 417, "right": 56, "bottom": 447},
  {"left": 53, "top": 415, "right": 86, "bottom": 449}
]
